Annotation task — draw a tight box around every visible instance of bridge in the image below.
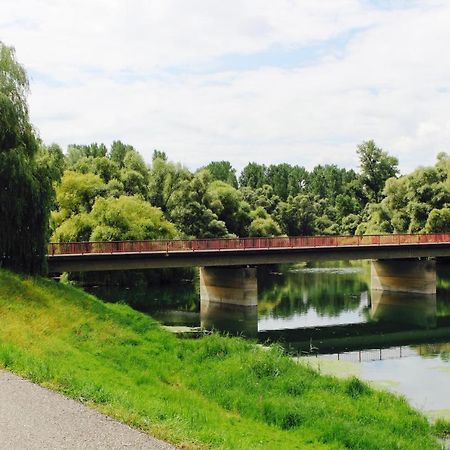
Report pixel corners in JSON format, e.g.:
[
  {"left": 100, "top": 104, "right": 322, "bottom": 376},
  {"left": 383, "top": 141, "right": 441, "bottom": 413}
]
[{"left": 48, "top": 233, "right": 450, "bottom": 307}]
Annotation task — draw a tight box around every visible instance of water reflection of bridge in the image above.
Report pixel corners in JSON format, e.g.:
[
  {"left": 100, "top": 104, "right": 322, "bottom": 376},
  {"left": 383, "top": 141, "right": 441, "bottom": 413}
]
[
  {"left": 310, "top": 345, "right": 433, "bottom": 363},
  {"left": 258, "top": 317, "right": 450, "bottom": 354}
]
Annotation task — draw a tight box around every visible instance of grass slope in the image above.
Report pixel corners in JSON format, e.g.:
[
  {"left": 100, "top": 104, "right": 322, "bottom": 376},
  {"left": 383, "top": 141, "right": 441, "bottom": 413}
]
[{"left": 0, "top": 269, "right": 441, "bottom": 449}]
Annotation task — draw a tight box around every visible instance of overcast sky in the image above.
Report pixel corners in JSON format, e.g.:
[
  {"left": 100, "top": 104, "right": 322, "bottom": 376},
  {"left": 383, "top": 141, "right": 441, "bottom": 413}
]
[{"left": 2, "top": 0, "right": 450, "bottom": 173}]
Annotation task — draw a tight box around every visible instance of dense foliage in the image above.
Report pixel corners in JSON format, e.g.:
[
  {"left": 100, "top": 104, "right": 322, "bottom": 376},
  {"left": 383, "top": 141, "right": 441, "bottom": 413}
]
[
  {"left": 358, "top": 152, "right": 450, "bottom": 234},
  {"left": 49, "top": 135, "right": 450, "bottom": 247},
  {"left": 50, "top": 139, "right": 403, "bottom": 243},
  {"left": 0, "top": 43, "right": 60, "bottom": 274}
]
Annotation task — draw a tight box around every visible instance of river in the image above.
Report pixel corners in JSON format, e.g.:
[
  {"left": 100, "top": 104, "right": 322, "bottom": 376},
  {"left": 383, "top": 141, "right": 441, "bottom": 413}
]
[{"left": 88, "top": 260, "right": 450, "bottom": 420}]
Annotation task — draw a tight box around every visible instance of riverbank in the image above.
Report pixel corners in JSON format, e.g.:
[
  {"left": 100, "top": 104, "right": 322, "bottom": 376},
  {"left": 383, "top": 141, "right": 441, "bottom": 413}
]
[{"left": 0, "top": 268, "right": 446, "bottom": 449}]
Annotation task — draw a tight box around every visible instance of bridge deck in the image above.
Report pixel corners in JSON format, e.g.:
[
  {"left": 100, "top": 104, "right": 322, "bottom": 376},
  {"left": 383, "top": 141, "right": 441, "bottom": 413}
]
[
  {"left": 48, "top": 233, "right": 450, "bottom": 256},
  {"left": 47, "top": 234, "right": 450, "bottom": 272}
]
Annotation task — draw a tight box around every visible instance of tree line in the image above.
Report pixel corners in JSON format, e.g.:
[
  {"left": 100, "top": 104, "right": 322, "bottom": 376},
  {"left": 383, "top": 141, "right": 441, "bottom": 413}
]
[
  {"left": 48, "top": 139, "right": 400, "bottom": 244},
  {"left": 2, "top": 41, "right": 450, "bottom": 276}
]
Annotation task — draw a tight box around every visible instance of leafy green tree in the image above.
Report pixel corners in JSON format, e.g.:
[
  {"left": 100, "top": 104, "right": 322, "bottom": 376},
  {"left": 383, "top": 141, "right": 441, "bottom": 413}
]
[
  {"left": 170, "top": 171, "right": 228, "bottom": 238},
  {"left": 309, "top": 165, "right": 358, "bottom": 201},
  {"left": 148, "top": 154, "right": 191, "bottom": 213},
  {"left": 119, "top": 149, "right": 149, "bottom": 198},
  {"left": 248, "top": 217, "right": 282, "bottom": 237},
  {"left": 341, "top": 214, "right": 362, "bottom": 235},
  {"left": 89, "top": 196, "right": 176, "bottom": 241},
  {"left": 105, "top": 179, "right": 125, "bottom": 198},
  {"left": 52, "top": 196, "right": 176, "bottom": 242},
  {"left": 266, "top": 163, "right": 294, "bottom": 201},
  {"left": 335, "top": 193, "right": 360, "bottom": 219},
  {"left": 109, "top": 141, "right": 136, "bottom": 168},
  {"left": 241, "top": 185, "right": 280, "bottom": 215},
  {"left": 203, "top": 161, "right": 238, "bottom": 188},
  {"left": 66, "top": 143, "right": 107, "bottom": 167},
  {"left": 120, "top": 168, "right": 148, "bottom": 197},
  {"left": 356, "top": 203, "right": 393, "bottom": 235},
  {"left": 357, "top": 140, "right": 399, "bottom": 202},
  {"left": 152, "top": 149, "right": 167, "bottom": 162},
  {"left": 123, "top": 149, "right": 148, "bottom": 176},
  {"left": 52, "top": 213, "right": 93, "bottom": 242},
  {"left": 0, "top": 42, "right": 54, "bottom": 274},
  {"left": 36, "top": 143, "right": 65, "bottom": 183},
  {"left": 286, "top": 165, "right": 309, "bottom": 198},
  {"left": 249, "top": 206, "right": 270, "bottom": 220},
  {"left": 275, "top": 194, "right": 317, "bottom": 236},
  {"left": 359, "top": 154, "right": 450, "bottom": 234},
  {"left": 73, "top": 156, "right": 120, "bottom": 183},
  {"left": 407, "top": 201, "right": 432, "bottom": 233},
  {"left": 239, "top": 162, "right": 267, "bottom": 189},
  {"left": 52, "top": 171, "right": 106, "bottom": 228},
  {"left": 205, "top": 180, "right": 251, "bottom": 236},
  {"left": 425, "top": 208, "right": 450, "bottom": 233},
  {"left": 0, "top": 43, "right": 33, "bottom": 152},
  {"left": 247, "top": 207, "right": 281, "bottom": 237}
]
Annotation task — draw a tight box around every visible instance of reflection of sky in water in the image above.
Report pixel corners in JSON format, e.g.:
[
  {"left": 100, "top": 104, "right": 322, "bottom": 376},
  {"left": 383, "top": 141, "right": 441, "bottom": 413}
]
[
  {"left": 361, "top": 352, "right": 450, "bottom": 412},
  {"left": 258, "top": 293, "right": 368, "bottom": 331},
  {"left": 288, "top": 267, "right": 363, "bottom": 274},
  {"left": 258, "top": 263, "right": 369, "bottom": 330}
]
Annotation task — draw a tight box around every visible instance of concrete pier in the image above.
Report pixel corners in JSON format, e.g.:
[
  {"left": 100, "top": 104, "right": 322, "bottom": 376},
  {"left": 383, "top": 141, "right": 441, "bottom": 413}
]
[
  {"left": 371, "top": 259, "right": 436, "bottom": 294},
  {"left": 199, "top": 266, "right": 257, "bottom": 306}
]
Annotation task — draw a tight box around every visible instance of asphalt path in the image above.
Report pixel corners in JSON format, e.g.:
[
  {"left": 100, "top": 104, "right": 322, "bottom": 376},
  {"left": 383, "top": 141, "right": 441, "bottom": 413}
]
[{"left": 0, "top": 370, "right": 177, "bottom": 450}]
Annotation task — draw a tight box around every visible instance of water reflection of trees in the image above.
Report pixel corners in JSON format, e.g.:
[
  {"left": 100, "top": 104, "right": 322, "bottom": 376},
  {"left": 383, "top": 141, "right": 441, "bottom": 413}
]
[
  {"left": 89, "top": 262, "right": 450, "bottom": 324},
  {"left": 257, "top": 263, "right": 369, "bottom": 318},
  {"left": 88, "top": 281, "right": 199, "bottom": 313},
  {"left": 437, "top": 265, "right": 450, "bottom": 317}
]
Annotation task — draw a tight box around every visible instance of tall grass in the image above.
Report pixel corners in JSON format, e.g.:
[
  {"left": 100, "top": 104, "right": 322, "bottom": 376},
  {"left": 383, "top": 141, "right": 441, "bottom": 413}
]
[{"left": 0, "top": 269, "right": 441, "bottom": 449}]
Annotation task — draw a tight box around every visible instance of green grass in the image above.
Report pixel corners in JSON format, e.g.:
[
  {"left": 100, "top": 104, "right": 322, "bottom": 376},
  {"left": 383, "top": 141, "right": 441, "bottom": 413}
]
[
  {"left": 0, "top": 269, "right": 442, "bottom": 449},
  {"left": 432, "top": 418, "right": 450, "bottom": 439}
]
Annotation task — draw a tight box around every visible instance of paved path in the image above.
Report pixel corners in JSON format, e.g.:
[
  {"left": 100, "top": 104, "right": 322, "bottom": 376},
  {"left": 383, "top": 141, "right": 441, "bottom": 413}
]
[{"left": 0, "top": 370, "right": 177, "bottom": 450}]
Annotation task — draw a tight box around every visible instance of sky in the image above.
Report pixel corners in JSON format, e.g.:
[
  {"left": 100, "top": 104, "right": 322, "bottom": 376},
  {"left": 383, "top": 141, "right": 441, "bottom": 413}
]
[{"left": 2, "top": 0, "right": 450, "bottom": 173}]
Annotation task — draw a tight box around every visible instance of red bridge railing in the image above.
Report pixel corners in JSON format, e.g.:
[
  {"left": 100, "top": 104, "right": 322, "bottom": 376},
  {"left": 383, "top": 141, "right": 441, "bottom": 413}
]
[{"left": 48, "top": 233, "right": 450, "bottom": 256}]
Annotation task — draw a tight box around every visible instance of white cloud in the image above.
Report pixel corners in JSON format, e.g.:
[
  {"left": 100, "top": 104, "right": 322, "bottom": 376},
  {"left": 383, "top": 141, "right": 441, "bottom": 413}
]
[{"left": 2, "top": 0, "right": 450, "bottom": 173}]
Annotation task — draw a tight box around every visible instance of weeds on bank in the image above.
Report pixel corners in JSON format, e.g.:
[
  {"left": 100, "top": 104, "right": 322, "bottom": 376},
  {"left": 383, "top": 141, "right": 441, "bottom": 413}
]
[{"left": 0, "top": 269, "right": 443, "bottom": 449}]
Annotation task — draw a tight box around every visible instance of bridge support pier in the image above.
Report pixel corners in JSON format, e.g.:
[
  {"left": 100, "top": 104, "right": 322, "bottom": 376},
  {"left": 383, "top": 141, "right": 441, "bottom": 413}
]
[
  {"left": 370, "top": 259, "right": 436, "bottom": 294},
  {"left": 199, "top": 266, "right": 258, "bottom": 336},
  {"left": 199, "top": 266, "right": 257, "bottom": 306}
]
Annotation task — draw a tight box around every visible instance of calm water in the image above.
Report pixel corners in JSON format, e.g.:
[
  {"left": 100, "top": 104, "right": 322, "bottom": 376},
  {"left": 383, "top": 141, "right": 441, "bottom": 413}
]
[{"left": 89, "top": 260, "right": 450, "bottom": 417}]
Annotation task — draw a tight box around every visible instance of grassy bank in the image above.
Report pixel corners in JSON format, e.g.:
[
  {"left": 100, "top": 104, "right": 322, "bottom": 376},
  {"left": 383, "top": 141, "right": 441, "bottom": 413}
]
[{"left": 0, "top": 269, "right": 443, "bottom": 449}]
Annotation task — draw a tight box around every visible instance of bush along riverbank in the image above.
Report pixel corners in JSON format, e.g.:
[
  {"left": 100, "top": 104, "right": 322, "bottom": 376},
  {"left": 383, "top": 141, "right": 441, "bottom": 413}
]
[{"left": 0, "top": 268, "right": 446, "bottom": 449}]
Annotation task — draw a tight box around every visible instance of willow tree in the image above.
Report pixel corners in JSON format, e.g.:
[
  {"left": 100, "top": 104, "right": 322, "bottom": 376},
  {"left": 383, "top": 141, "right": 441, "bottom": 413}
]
[{"left": 0, "top": 42, "right": 53, "bottom": 274}]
